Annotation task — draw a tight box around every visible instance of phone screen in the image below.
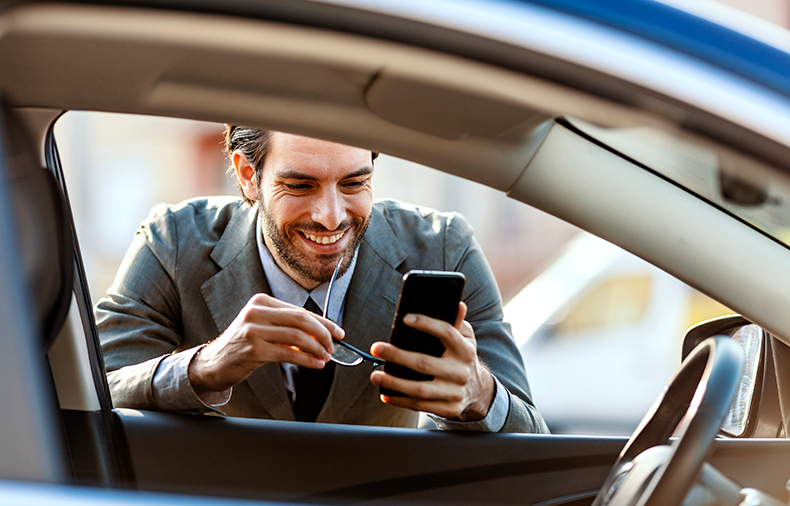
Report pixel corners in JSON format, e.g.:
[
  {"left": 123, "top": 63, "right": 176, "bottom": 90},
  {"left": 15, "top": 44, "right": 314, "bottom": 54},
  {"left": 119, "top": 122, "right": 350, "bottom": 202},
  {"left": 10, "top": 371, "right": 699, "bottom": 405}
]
[{"left": 381, "top": 270, "right": 466, "bottom": 397}]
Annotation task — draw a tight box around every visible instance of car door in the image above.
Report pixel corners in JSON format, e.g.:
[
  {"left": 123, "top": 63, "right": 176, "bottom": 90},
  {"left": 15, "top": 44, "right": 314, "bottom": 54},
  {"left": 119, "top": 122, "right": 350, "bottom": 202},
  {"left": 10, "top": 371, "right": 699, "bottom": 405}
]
[
  {"left": 43, "top": 109, "right": 622, "bottom": 505},
  {"left": 10, "top": 0, "right": 790, "bottom": 505}
]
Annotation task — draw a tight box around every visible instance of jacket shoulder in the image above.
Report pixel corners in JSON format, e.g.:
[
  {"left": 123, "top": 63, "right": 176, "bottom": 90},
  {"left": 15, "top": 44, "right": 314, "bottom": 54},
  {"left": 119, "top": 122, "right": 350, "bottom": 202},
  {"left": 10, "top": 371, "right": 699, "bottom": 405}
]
[
  {"left": 142, "top": 196, "right": 250, "bottom": 244},
  {"left": 372, "top": 198, "right": 473, "bottom": 243},
  {"left": 370, "top": 199, "right": 474, "bottom": 272}
]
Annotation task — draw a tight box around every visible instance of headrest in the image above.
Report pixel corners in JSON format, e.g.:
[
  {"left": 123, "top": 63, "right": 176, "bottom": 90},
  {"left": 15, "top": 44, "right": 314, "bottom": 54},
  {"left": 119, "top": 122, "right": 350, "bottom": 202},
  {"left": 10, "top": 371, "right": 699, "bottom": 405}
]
[{"left": 3, "top": 109, "right": 74, "bottom": 349}]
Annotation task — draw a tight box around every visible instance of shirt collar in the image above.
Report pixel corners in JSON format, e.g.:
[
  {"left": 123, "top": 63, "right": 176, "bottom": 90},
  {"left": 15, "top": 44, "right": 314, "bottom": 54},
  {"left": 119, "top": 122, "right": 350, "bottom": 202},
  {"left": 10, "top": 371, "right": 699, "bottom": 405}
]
[{"left": 255, "top": 212, "right": 357, "bottom": 323}]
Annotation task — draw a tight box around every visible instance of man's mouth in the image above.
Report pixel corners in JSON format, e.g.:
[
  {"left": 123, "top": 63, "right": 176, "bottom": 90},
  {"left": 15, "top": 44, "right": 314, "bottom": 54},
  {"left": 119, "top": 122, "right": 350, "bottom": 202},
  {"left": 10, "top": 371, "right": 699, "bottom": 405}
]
[{"left": 303, "top": 231, "right": 345, "bottom": 245}]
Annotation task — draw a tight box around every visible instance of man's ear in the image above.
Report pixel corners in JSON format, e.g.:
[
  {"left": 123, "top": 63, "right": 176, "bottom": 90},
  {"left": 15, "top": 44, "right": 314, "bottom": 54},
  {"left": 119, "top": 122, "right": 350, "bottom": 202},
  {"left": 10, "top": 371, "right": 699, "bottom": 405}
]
[{"left": 232, "top": 150, "right": 259, "bottom": 201}]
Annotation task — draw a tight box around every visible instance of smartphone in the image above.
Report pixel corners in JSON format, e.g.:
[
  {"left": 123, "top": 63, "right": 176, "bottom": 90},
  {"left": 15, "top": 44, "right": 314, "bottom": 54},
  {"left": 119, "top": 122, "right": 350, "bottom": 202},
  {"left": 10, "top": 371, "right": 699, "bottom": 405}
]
[{"left": 380, "top": 270, "right": 466, "bottom": 397}]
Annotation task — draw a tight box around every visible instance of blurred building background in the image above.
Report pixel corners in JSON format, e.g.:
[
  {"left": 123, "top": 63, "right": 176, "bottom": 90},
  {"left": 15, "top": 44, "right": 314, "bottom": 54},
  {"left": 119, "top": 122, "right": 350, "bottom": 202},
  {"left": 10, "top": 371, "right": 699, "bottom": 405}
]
[{"left": 55, "top": 112, "right": 579, "bottom": 305}]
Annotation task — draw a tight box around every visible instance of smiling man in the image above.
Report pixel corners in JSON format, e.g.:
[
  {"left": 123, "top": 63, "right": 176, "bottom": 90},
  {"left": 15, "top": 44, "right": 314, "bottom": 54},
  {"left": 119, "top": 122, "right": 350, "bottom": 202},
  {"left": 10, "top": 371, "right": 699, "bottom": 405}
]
[{"left": 97, "top": 127, "right": 548, "bottom": 433}]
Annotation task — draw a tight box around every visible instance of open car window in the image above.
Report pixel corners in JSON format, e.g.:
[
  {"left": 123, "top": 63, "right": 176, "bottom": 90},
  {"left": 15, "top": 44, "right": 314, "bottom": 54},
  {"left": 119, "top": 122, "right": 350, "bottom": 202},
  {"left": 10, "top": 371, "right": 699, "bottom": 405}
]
[{"left": 55, "top": 110, "right": 735, "bottom": 436}]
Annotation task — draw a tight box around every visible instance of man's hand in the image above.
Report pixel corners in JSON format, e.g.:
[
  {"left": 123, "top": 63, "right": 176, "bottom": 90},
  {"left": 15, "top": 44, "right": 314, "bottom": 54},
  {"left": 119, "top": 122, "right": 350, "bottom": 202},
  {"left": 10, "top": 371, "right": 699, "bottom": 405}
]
[
  {"left": 369, "top": 302, "right": 496, "bottom": 421},
  {"left": 188, "top": 293, "right": 344, "bottom": 397}
]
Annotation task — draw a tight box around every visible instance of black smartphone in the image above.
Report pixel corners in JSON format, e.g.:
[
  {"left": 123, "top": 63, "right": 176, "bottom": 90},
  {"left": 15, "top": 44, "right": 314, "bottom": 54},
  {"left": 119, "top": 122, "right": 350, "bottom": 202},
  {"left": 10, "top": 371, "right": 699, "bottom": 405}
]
[{"left": 380, "top": 270, "right": 466, "bottom": 397}]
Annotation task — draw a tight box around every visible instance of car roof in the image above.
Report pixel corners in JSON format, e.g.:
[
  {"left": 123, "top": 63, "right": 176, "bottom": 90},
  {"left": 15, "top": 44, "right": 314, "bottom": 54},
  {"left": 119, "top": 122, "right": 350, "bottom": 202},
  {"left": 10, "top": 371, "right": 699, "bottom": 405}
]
[{"left": 524, "top": 0, "right": 790, "bottom": 96}]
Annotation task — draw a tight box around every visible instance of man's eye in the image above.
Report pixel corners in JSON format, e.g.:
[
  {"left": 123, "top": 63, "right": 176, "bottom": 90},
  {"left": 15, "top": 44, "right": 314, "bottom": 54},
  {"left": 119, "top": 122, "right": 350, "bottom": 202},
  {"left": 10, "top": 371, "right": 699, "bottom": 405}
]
[
  {"left": 343, "top": 180, "right": 367, "bottom": 190},
  {"left": 284, "top": 183, "right": 312, "bottom": 191}
]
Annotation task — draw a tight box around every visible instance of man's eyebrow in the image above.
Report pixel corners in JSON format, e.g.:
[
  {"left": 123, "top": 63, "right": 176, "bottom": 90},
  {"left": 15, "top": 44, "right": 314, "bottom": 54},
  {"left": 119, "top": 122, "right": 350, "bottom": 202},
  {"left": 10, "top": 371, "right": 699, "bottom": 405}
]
[
  {"left": 276, "top": 169, "right": 318, "bottom": 181},
  {"left": 344, "top": 166, "right": 374, "bottom": 179},
  {"left": 276, "top": 166, "right": 374, "bottom": 180}
]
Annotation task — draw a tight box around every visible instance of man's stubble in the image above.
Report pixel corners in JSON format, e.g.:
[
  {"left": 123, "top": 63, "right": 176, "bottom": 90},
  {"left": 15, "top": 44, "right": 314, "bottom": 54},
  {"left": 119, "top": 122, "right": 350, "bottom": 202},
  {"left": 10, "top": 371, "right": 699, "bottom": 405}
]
[{"left": 258, "top": 200, "right": 370, "bottom": 284}]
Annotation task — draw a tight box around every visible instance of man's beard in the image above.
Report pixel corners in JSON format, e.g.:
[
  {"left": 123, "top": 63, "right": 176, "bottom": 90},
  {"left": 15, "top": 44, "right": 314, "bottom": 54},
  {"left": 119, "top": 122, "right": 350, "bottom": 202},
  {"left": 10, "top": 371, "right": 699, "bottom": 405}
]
[{"left": 259, "top": 201, "right": 370, "bottom": 283}]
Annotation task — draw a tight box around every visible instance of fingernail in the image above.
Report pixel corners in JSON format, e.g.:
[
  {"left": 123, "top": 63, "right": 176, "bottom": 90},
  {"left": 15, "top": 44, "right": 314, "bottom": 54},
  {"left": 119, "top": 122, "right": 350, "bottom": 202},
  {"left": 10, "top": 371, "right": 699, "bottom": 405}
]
[
  {"left": 404, "top": 314, "right": 416, "bottom": 324},
  {"left": 335, "top": 327, "right": 345, "bottom": 338}
]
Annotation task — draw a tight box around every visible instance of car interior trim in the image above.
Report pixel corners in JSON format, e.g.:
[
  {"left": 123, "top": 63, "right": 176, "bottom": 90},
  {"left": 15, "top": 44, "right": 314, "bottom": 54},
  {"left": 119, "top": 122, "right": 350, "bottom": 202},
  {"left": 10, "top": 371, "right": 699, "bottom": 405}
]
[
  {"left": 311, "top": 0, "right": 790, "bottom": 152},
  {"left": 509, "top": 121, "right": 790, "bottom": 346},
  {"left": 48, "top": 299, "right": 102, "bottom": 412},
  {"left": 4, "top": 3, "right": 790, "bottom": 181}
]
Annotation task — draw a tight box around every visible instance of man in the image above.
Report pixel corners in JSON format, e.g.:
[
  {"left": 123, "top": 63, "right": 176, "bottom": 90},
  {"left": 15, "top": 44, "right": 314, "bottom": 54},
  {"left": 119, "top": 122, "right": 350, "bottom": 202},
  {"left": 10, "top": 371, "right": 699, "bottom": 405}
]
[{"left": 98, "top": 127, "right": 547, "bottom": 433}]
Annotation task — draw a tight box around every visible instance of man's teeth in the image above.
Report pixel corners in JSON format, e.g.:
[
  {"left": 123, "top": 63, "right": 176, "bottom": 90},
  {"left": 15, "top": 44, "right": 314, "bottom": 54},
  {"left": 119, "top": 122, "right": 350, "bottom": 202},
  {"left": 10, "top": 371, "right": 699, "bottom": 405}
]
[{"left": 305, "top": 232, "right": 343, "bottom": 245}]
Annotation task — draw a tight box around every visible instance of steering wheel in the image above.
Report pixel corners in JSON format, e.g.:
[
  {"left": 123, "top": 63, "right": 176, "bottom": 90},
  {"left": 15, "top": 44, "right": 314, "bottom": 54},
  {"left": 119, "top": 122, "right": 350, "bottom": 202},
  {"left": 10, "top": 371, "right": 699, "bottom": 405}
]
[{"left": 592, "top": 337, "right": 744, "bottom": 506}]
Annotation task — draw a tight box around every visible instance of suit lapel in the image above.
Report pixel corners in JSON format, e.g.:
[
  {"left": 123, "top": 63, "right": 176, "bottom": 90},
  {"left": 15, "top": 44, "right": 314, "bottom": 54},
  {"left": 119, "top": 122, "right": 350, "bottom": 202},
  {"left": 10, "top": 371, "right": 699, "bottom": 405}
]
[
  {"left": 200, "top": 205, "right": 294, "bottom": 421},
  {"left": 201, "top": 205, "right": 260, "bottom": 334},
  {"left": 318, "top": 207, "right": 406, "bottom": 423}
]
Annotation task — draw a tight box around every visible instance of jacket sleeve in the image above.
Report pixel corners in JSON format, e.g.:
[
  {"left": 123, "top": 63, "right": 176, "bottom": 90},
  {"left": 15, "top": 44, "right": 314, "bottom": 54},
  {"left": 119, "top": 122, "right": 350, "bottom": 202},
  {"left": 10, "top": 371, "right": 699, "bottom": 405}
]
[
  {"left": 444, "top": 212, "right": 549, "bottom": 434},
  {"left": 95, "top": 204, "right": 184, "bottom": 410}
]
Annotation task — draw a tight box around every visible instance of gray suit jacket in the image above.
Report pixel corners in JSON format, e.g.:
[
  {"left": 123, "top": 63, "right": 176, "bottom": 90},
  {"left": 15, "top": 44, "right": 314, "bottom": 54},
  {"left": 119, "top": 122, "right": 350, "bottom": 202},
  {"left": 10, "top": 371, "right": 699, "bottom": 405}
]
[{"left": 97, "top": 197, "right": 547, "bottom": 433}]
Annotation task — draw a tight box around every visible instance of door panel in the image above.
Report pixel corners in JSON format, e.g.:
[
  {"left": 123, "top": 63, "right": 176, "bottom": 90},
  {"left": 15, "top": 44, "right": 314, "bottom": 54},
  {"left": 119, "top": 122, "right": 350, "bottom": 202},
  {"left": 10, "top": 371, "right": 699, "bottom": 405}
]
[
  {"left": 114, "top": 409, "right": 621, "bottom": 505},
  {"left": 116, "top": 409, "right": 790, "bottom": 505}
]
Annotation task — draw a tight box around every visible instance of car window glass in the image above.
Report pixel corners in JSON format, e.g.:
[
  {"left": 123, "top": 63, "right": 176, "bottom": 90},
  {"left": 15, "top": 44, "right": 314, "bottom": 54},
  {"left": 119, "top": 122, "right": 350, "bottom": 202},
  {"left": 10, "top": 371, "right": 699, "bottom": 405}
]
[
  {"left": 55, "top": 111, "right": 734, "bottom": 435},
  {"left": 551, "top": 274, "right": 652, "bottom": 335},
  {"left": 505, "top": 232, "right": 735, "bottom": 435}
]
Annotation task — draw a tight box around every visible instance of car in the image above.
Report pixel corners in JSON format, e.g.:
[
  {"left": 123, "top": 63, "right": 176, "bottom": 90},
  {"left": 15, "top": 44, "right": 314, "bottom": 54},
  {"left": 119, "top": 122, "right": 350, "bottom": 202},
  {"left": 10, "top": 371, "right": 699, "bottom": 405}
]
[{"left": 1, "top": 0, "right": 790, "bottom": 505}]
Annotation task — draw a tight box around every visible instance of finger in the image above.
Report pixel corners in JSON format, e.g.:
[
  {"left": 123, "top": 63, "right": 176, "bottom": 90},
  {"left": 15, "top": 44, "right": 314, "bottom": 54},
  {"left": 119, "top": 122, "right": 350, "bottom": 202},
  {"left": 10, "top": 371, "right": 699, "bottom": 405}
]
[
  {"left": 255, "top": 324, "right": 334, "bottom": 360},
  {"left": 244, "top": 306, "right": 341, "bottom": 352},
  {"left": 250, "top": 293, "right": 298, "bottom": 309},
  {"left": 250, "top": 294, "right": 345, "bottom": 340},
  {"left": 275, "top": 309, "right": 338, "bottom": 353},
  {"left": 454, "top": 302, "right": 475, "bottom": 339},
  {"left": 370, "top": 371, "right": 467, "bottom": 418},
  {"left": 268, "top": 344, "right": 330, "bottom": 369},
  {"left": 309, "top": 311, "right": 346, "bottom": 340},
  {"left": 454, "top": 301, "right": 468, "bottom": 329},
  {"left": 402, "top": 314, "right": 475, "bottom": 357},
  {"left": 459, "top": 320, "right": 474, "bottom": 339},
  {"left": 371, "top": 342, "right": 470, "bottom": 384},
  {"left": 370, "top": 369, "right": 464, "bottom": 400}
]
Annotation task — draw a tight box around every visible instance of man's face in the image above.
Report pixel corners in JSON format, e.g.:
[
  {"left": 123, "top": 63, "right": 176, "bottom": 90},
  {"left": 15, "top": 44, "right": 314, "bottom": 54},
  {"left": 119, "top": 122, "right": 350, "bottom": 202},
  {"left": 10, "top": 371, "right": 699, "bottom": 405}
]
[{"left": 257, "top": 133, "right": 374, "bottom": 289}]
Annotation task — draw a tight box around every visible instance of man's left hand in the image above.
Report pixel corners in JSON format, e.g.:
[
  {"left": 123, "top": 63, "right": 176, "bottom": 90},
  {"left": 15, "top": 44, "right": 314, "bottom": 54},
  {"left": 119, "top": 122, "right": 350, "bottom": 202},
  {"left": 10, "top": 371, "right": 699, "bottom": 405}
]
[{"left": 369, "top": 302, "right": 496, "bottom": 421}]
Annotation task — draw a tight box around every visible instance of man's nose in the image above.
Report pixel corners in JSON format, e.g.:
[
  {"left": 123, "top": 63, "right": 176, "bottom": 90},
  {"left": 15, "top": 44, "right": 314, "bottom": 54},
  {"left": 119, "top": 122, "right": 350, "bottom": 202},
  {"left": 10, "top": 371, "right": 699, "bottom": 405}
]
[{"left": 311, "top": 187, "right": 346, "bottom": 231}]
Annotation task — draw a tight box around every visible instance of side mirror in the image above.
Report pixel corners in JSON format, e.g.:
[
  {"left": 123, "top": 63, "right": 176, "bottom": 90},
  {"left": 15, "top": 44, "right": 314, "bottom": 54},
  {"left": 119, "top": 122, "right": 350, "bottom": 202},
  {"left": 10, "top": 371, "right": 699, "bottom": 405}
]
[{"left": 683, "top": 315, "right": 764, "bottom": 437}]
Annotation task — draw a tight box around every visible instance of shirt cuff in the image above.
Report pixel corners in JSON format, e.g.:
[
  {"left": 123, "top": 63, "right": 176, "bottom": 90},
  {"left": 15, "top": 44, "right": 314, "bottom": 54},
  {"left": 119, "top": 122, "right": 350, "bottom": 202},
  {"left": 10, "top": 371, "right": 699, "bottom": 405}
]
[
  {"left": 152, "top": 346, "right": 231, "bottom": 414},
  {"left": 428, "top": 376, "right": 509, "bottom": 432}
]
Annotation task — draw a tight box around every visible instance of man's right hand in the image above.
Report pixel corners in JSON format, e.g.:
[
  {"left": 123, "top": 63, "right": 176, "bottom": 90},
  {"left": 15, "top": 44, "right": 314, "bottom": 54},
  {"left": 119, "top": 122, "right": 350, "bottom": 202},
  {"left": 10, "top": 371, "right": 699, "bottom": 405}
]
[{"left": 187, "top": 293, "right": 343, "bottom": 397}]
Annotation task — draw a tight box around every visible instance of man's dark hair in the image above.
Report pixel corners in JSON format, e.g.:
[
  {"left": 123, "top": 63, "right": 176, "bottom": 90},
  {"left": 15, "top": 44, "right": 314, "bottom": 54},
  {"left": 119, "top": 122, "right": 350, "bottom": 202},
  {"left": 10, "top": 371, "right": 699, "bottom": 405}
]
[
  {"left": 224, "top": 125, "right": 379, "bottom": 207},
  {"left": 224, "top": 125, "right": 273, "bottom": 206}
]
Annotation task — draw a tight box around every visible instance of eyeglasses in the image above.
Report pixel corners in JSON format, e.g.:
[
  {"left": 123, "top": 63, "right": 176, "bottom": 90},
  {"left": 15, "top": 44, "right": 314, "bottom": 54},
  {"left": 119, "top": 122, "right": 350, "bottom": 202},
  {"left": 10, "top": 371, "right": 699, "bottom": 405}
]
[{"left": 324, "top": 257, "right": 384, "bottom": 367}]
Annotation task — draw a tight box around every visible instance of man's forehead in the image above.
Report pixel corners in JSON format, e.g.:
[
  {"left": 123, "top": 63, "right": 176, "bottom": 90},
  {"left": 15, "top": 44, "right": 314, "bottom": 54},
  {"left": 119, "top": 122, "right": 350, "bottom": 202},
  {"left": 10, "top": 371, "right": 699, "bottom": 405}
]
[
  {"left": 270, "top": 132, "right": 370, "bottom": 158},
  {"left": 267, "top": 132, "right": 374, "bottom": 177}
]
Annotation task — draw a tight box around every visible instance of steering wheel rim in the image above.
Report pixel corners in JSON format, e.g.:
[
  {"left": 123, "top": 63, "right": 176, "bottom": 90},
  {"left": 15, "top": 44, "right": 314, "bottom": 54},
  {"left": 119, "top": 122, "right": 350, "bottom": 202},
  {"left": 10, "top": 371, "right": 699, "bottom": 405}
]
[{"left": 592, "top": 337, "right": 744, "bottom": 506}]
